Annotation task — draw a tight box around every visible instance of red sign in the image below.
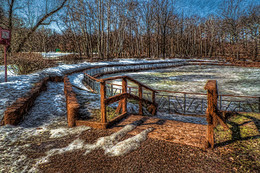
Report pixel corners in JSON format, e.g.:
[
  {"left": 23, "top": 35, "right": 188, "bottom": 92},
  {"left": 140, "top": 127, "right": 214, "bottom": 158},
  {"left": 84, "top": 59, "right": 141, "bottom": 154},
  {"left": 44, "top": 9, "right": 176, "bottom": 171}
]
[{"left": 0, "top": 28, "right": 11, "bottom": 45}]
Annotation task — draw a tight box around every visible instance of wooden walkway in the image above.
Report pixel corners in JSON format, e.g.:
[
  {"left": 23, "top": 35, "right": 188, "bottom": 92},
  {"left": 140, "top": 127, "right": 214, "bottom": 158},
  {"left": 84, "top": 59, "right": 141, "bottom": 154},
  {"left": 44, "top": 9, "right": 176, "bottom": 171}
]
[{"left": 110, "top": 115, "right": 207, "bottom": 148}]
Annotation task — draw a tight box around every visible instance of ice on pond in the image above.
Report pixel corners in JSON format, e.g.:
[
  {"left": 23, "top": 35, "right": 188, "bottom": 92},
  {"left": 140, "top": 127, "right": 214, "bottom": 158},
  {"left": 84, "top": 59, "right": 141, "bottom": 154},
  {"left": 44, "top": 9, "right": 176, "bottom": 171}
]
[{"left": 102, "top": 65, "right": 260, "bottom": 96}]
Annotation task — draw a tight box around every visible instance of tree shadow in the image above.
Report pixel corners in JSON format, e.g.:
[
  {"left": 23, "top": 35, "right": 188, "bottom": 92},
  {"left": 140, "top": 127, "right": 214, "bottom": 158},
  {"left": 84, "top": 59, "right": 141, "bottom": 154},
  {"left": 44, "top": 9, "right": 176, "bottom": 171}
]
[
  {"left": 215, "top": 113, "right": 260, "bottom": 148},
  {"left": 242, "top": 114, "right": 260, "bottom": 132},
  {"left": 141, "top": 119, "right": 167, "bottom": 126}
]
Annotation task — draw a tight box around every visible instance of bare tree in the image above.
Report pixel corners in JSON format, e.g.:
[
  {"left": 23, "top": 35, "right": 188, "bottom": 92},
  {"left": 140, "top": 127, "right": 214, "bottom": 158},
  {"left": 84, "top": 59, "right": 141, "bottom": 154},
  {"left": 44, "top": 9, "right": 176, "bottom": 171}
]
[{"left": 15, "top": 0, "right": 68, "bottom": 52}]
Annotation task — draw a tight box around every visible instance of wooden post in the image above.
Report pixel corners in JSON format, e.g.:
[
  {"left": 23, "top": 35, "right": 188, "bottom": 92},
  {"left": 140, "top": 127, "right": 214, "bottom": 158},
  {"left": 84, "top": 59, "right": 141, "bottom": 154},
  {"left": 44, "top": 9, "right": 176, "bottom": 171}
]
[
  {"left": 110, "top": 84, "right": 113, "bottom": 96},
  {"left": 219, "top": 95, "right": 222, "bottom": 110},
  {"left": 122, "top": 78, "right": 127, "bottom": 114},
  {"left": 184, "top": 93, "right": 186, "bottom": 114},
  {"left": 4, "top": 45, "right": 7, "bottom": 82},
  {"left": 152, "top": 91, "right": 157, "bottom": 115},
  {"left": 258, "top": 97, "right": 260, "bottom": 113},
  {"left": 152, "top": 91, "right": 156, "bottom": 105},
  {"left": 100, "top": 81, "right": 107, "bottom": 123},
  {"left": 168, "top": 96, "right": 171, "bottom": 114},
  {"left": 67, "top": 100, "right": 78, "bottom": 128},
  {"left": 204, "top": 80, "right": 218, "bottom": 149},
  {"left": 139, "top": 85, "right": 143, "bottom": 115}
]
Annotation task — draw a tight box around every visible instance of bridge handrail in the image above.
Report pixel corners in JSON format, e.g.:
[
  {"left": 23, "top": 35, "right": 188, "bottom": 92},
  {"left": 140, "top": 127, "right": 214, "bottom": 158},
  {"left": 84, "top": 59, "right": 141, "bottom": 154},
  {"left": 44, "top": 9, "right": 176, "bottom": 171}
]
[{"left": 83, "top": 61, "right": 260, "bottom": 115}]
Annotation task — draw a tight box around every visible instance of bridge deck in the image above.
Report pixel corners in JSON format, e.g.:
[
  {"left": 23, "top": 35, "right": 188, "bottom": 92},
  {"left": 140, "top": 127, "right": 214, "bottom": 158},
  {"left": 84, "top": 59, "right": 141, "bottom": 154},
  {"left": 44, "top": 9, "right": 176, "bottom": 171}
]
[{"left": 110, "top": 115, "right": 207, "bottom": 148}]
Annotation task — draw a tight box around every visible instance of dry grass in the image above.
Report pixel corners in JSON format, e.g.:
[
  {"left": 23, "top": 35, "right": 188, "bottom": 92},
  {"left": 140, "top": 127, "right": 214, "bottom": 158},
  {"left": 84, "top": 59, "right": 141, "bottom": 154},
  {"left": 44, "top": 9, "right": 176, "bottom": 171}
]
[
  {"left": 214, "top": 112, "right": 260, "bottom": 172},
  {"left": 57, "top": 54, "right": 81, "bottom": 61},
  {"left": 8, "top": 53, "right": 57, "bottom": 75},
  {"left": 89, "top": 107, "right": 120, "bottom": 122}
]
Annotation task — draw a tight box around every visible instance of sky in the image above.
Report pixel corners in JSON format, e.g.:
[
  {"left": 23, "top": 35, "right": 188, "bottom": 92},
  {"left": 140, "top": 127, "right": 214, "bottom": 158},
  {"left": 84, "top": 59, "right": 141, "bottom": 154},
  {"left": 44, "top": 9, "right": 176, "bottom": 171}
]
[
  {"left": 8, "top": 0, "right": 259, "bottom": 31},
  {"left": 173, "top": 0, "right": 260, "bottom": 18}
]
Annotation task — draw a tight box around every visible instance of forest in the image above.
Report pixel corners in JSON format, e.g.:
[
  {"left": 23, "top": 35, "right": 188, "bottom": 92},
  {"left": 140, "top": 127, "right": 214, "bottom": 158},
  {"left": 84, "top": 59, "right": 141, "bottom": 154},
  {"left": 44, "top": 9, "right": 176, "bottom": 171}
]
[{"left": 0, "top": 0, "right": 259, "bottom": 61}]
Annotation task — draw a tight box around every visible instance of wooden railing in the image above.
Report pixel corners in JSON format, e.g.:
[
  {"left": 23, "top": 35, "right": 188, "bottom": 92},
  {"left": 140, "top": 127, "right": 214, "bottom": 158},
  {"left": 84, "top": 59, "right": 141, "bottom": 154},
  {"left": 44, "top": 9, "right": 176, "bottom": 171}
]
[
  {"left": 104, "top": 83, "right": 260, "bottom": 115},
  {"left": 84, "top": 62, "right": 260, "bottom": 115},
  {"left": 100, "top": 76, "right": 157, "bottom": 123}
]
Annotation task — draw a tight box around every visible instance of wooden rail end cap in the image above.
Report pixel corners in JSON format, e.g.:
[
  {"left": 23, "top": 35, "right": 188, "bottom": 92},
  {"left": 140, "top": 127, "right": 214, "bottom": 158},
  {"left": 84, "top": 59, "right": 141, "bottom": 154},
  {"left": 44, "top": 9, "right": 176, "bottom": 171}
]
[{"left": 204, "top": 80, "right": 217, "bottom": 90}]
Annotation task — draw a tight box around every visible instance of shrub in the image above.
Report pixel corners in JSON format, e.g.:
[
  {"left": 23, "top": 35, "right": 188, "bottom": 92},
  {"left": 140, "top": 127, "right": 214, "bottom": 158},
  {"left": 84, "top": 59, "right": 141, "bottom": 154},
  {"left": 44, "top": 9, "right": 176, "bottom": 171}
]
[
  {"left": 8, "top": 53, "right": 57, "bottom": 75},
  {"left": 0, "top": 52, "right": 3, "bottom": 65},
  {"left": 55, "top": 54, "right": 87, "bottom": 64},
  {"left": 58, "top": 54, "right": 81, "bottom": 60}
]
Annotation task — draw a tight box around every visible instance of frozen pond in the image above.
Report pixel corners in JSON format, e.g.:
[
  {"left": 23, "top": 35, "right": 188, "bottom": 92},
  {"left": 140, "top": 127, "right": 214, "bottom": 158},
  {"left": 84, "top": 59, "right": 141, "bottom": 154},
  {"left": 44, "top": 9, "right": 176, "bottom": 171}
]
[{"left": 102, "top": 65, "right": 260, "bottom": 96}]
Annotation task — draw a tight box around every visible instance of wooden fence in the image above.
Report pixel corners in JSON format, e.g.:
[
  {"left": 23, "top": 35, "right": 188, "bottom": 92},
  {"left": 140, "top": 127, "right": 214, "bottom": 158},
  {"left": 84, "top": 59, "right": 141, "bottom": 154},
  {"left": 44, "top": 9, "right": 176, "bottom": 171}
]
[{"left": 83, "top": 62, "right": 260, "bottom": 115}]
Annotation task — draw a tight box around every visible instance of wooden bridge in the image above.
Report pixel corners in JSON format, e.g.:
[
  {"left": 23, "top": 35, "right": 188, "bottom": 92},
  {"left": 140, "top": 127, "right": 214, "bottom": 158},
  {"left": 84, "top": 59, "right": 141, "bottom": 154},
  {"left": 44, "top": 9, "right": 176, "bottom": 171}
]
[
  {"left": 76, "top": 73, "right": 158, "bottom": 129},
  {"left": 83, "top": 62, "right": 260, "bottom": 115},
  {"left": 65, "top": 62, "right": 259, "bottom": 149}
]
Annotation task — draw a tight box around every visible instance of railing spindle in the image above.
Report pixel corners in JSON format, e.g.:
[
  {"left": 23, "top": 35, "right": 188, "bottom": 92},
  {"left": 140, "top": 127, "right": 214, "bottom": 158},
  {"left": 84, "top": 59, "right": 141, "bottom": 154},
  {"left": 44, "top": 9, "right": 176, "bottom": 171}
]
[
  {"left": 139, "top": 85, "right": 143, "bottom": 115},
  {"left": 122, "top": 78, "right": 127, "bottom": 114}
]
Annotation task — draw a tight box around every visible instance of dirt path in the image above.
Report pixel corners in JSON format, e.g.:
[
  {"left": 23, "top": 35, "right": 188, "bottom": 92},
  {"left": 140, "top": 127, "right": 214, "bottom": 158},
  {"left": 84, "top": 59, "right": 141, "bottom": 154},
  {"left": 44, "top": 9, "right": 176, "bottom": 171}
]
[
  {"left": 111, "top": 115, "right": 207, "bottom": 148},
  {"left": 37, "top": 129, "right": 233, "bottom": 173}
]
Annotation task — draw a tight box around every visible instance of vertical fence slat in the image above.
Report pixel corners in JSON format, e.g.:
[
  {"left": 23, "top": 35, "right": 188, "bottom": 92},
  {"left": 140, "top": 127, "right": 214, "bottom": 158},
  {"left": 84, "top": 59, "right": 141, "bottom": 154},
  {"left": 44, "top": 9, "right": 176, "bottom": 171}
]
[
  {"left": 122, "top": 78, "right": 127, "bottom": 114},
  {"left": 139, "top": 85, "right": 143, "bottom": 115},
  {"left": 184, "top": 94, "right": 186, "bottom": 114},
  {"left": 259, "top": 97, "right": 260, "bottom": 113},
  {"left": 219, "top": 95, "right": 222, "bottom": 110}
]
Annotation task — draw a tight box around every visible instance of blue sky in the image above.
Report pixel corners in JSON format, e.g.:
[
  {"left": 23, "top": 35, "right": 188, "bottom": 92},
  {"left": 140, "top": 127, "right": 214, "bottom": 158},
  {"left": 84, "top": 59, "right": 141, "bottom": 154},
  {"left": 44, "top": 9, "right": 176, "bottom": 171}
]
[
  {"left": 174, "top": 0, "right": 260, "bottom": 17},
  {"left": 42, "top": 0, "right": 260, "bottom": 31}
]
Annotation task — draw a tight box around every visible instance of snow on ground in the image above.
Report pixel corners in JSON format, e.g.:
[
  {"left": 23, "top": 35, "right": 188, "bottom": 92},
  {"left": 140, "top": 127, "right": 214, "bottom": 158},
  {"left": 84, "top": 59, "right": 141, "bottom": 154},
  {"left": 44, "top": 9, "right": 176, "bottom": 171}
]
[
  {"left": 0, "top": 57, "right": 253, "bottom": 172},
  {"left": 1, "top": 58, "right": 190, "bottom": 172},
  {"left": 41, "top": 52, "right": 74, "bottom": 58},
  {"left": 67, "top": 72, "right": 100, "bottom": 118},
  {"left": 0, "top": 59, "right": 150, "bottom": 120},
  {"left": 0, "top": 81, "right": 90, "bottom": 173},
  {"left": 20, "top": 82, "right": 66, "bottom": 128},
  {"left": 30, "top": 121, "right": 153, "bottom": 172},
  {"left": 0, "top": 57, "right": 189, "bottom": 120},
  {"left": 106, "top": 127, "right": 153, "bottom": 156}
]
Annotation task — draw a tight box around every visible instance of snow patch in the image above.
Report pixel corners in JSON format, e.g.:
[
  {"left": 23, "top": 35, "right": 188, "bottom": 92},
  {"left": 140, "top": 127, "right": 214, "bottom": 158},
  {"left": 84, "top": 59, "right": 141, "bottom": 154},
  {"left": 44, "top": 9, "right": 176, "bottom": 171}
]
[
  {"left": 106, "top": 127, "right": 153, "bottom": 156},
  {"left": 31, "top": 121, "right": 153, "bottom": 171},
  {"left": 49, "top": 126, "right": 91, "bottom": 138}
]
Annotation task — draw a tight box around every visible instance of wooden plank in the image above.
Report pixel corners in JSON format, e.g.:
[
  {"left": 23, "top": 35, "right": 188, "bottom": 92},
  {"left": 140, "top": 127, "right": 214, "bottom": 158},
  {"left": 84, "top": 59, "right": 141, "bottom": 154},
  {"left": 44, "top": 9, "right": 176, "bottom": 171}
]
[
  {"left": 126, "top": 76, "right": 157, "bottom": 92},
  {"left": 84, "top": 73, "right": 102, "bottom": 82},
  {"left": 214, "top": 112, "right": 229, "bottom": 130},
  {"left": 101, "top": 75, "right": 128, "bottom": 82},
  {"left": 107, "top": 113, "right": 129, "bottom": 128},
  {"left": 206, "top": 124, "right": 215, "bottom": 149},
  {"left": 128, "top": 94, "right": 154, "bottom": 105},
  {"left": 115, "top": 100, "right": 122, "bottom": 114},
  {"left": 156, "top": 89, "right": 207, "bottom": 96},
  {"left": 105, "top": 93, "right": 129, "bottom": 105}
]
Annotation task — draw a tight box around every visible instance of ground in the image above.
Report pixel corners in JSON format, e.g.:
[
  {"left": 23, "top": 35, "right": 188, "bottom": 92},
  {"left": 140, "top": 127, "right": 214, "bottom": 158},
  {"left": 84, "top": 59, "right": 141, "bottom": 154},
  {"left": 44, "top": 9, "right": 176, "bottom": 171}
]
[
  {"left": 3, "top": 113, "right": 257, "bottom": 173},
  {"left": 0, "top": 58, "right": 259, "bottom": 172}
]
